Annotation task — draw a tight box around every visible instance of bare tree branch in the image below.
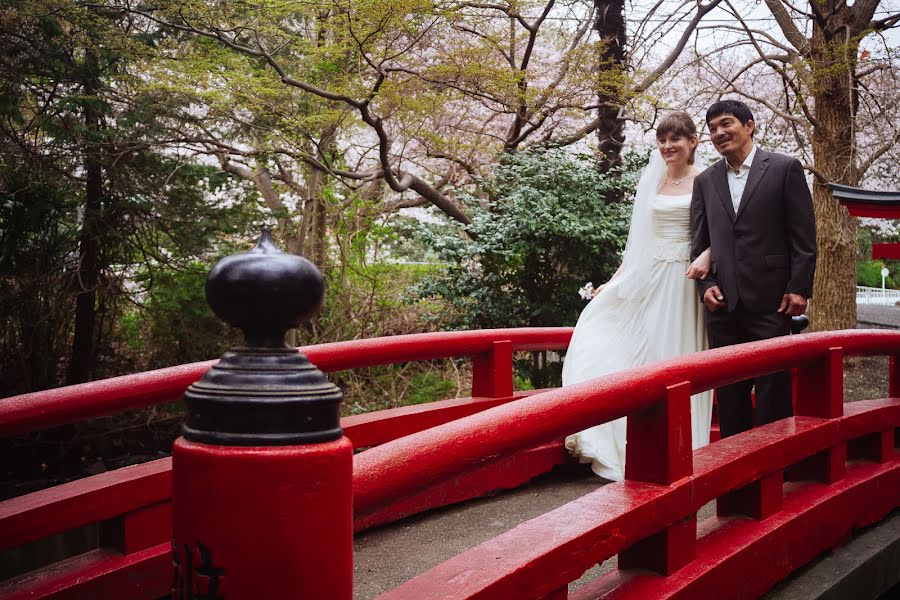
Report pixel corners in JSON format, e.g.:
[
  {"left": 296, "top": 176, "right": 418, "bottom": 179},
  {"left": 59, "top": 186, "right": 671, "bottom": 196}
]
[
  {"left": 632, "top": 0, "right": 726, "bottom": 94},
  {"left": 762, "top": 0, "right": 810, "bottom": 55}
]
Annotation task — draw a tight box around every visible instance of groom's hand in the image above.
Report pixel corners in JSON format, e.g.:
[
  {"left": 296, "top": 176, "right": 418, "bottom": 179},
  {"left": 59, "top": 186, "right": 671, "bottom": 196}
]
[
  {"left": 778, "top": 293, "right": 808, "bottom": 316},
  {"left": 703, "top": 286, "right": 726, "bottom": 312}
]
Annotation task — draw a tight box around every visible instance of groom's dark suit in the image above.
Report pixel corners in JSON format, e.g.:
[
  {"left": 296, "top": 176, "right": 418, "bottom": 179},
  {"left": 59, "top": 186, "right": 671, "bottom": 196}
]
[{"left": 691, "top": 148, "right": 816, "bottom": 437}]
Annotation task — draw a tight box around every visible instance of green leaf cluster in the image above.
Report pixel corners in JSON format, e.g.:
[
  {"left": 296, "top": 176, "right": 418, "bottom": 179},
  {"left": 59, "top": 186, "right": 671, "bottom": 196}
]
[{"left": 410, "top": 148, "right": 639, "bottom": 330}]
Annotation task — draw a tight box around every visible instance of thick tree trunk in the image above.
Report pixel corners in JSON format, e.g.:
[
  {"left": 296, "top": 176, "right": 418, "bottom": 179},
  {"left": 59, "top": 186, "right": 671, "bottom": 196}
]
[
  {"left": 593, "top": 0, "right": 626, "bottom": 175},
  {"left": 807, "top": 17, "right": 860, "bottom": 332}
]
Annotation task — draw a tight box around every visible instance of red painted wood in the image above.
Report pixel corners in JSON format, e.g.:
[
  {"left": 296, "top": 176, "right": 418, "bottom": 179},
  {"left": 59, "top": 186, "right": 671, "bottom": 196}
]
[
  {"left": 354, "top": 332, "right": 900, "bottom": 517},
  {"left": 872, "top": 242, "right": 900, "bottom": 259},
  {"left": 6, "top": 330, "right": 900, "bottom": 600},
  {"left": 172, "top": 436, "right": 353, "bottom": 600},
  {"left": 0, "top": 328, "right": 573, "bottom": 437},
  {"left": 342, "top": 392, "right": 542, "bottom": 449},
  {"left": 844, "top": 204, "right": 900, "bottom": 218},
  {"left": 786, "top": 443, "right": 847, "bottom": 484},
  {"left": 891, "top": 356, "right": 900, "bottom": 398},
  {"left": 0, "top": 543, "right": 170, "bottom": 600},
  {"left": 847, "top": 430, "right": 895, "bottom": 463},
  {"left": 619, "top": 513, "right": 697, "bottom": 576},
  {"left": 377, "top": 401, "right": 900, "bottom": 599},
  {"left": 717, "top": 470, "right": 783, "bottom": 519},
  {"left": 795, "top": 347, "right": 843, "bottom": 418},
  {"left": 539, "top": 586, "right": 568, "bottom": 599},
  {"left": 100, "top": 501, "right": 171, "bottom": 555},
  {"left": 573, "top": 461, "right": 900, "bottom": 599},
  {"left": 0, "top": 459, "right": 171, "bottom": 553},
  {"left": 356, "top": 441, "right": 566, "bottom": 531},
  {"left": 472, "top": 340, "right": 514, "bottom": 398},
  {"left": 625, "top": 381, "right": 692, "bottom": 485}
]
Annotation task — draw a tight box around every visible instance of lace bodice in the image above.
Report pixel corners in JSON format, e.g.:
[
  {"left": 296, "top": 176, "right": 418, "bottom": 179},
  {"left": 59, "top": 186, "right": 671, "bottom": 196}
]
[{"left": 652, "top": 194, "right": 692, "bottom": 262}]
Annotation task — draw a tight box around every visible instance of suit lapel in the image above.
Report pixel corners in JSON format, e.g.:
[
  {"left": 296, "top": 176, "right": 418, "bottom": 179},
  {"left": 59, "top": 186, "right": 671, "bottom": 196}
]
[
  {"left": 735, "top": 149, "right": 769, "bottom": 222},
  {"left": 712, "top": 159, "right": 735, "bottom": 221}
]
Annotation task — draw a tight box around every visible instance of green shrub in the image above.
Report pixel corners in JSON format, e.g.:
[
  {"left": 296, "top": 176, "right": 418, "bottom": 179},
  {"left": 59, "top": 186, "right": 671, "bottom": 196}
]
[{"left": 410, "top": 148, "right": 637, "bottom": 331}]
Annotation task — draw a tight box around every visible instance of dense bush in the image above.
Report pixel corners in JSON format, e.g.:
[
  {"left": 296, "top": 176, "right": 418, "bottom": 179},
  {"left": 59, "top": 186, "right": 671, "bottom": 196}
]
[{"left": 410, "top": 148, "right": 638, "bottom": 331}]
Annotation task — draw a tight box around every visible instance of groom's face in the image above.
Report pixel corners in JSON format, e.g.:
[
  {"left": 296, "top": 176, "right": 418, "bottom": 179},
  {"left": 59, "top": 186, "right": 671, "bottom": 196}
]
[{"left": 709, "top": 114, "right": 754, "bottom": 160}]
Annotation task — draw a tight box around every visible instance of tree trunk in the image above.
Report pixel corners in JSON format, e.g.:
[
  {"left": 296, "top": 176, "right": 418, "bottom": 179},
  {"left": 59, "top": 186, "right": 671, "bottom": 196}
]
[
  {"left": 807, "top": 15, "right": 860, "bottom": 332},
  {"left": 66, "top": 51, "right": 103, "bottom": 385},
  {"left": 593, "top": 0, "right": 626, "bottom": 175}
]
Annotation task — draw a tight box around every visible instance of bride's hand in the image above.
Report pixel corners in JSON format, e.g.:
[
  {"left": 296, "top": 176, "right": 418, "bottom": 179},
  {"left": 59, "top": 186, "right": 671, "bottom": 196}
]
[
  {"left": 591, "top": 284, "right": 605, "bottom": 298},
  {"left": 685, "top": 248, "right": 711, "bottom": 280}
]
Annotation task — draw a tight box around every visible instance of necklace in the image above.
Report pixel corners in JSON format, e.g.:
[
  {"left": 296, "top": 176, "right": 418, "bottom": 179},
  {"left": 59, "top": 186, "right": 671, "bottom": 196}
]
[{"left": 670, "top": 176, "right": 687, "bottom": 185}]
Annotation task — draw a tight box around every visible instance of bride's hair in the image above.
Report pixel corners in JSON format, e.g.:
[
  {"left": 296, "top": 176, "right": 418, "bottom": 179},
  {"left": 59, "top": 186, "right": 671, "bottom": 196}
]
[{"left": 655, "top": 112, "right": 699, "bottom": 164}]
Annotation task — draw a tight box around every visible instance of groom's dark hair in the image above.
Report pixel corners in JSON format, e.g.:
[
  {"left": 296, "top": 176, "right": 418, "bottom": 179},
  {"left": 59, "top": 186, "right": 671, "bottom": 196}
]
[{"left": 706, "top": 100, "right": 755, "bottom": 133}]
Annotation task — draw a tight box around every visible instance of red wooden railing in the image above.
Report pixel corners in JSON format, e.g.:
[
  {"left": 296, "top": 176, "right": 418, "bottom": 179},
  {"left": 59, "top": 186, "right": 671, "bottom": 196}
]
[
  {"left": 0, "top": 329, "right": 570, "bottom": 598},
  {"left": 1, "top": 328, "right": 899, "bottom": 599}
]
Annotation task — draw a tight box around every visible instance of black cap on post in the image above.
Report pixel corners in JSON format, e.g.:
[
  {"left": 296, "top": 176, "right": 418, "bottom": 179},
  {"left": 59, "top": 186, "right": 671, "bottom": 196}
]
[{"left": 182, "top": 231, "right": 343, "bottom": 446}]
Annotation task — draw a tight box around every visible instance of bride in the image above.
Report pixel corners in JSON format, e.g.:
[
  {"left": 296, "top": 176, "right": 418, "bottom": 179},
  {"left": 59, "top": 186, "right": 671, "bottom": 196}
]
[{"left": 562, "top": 111, "right": 713, "bottom": 481}]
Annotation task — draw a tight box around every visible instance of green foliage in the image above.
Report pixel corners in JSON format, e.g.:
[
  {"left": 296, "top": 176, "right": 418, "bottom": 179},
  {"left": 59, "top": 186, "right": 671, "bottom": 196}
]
[
  {"left": 857, "top": 260, "right": 899, "bottom": 289},
  {"left": 406, "top": 371, "right": 457, "bottom": 405},
  {"left": 126, "top": 262, "right": 239, "bottom": 368},
  {"left": 410, "top": 148, "right": 637, "bottom": 330}
]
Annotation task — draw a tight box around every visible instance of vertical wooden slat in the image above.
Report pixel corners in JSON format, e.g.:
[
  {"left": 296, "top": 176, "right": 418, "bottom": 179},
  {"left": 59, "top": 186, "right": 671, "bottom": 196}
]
[
  {"left": 891, "top": 356, "right": 900, "bottom": 398},
  {"left": 619, "top": 514, "right": 697, "bottom": 576},
  {"left": 625, "top": 381, "right": 693, "bottom": 485},
  {"left": 471, "top": 340, "right": 514, "bottom": 398},
  {"left": 786, "top": 443, "right": 846, "bottom": 484},
  {"left": 620, "top": 382, "right": 695, "bottom": 575},
  {"left": 718, "top": 471, "right": 783, "bottom": 520},
  {"left": 795, "top": 347, "right": 843, "bottom": 418}
]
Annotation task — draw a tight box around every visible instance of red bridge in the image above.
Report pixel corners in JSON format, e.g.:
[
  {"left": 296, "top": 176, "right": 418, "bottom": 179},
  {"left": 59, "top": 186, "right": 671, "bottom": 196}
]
[
  {"left": 1, "top": 327, "right": 899, "bottom": 598},
  {"left": 1, "top": 235, "right": 899, "bottom": 599}
]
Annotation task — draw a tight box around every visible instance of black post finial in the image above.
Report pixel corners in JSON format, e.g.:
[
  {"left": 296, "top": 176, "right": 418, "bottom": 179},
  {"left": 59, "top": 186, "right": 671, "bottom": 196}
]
[
  {"left": 205, "top": 229, "right": 324, "bottom": 348},
  {"left": 182, "top": 231, "right": 343, "bottom": 446}
]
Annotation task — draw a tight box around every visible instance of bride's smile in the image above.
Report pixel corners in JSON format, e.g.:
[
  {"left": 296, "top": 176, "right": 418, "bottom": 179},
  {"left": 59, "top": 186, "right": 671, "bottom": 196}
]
[{"left": 656, "top": 132, "right": 696, "bottom": 168}]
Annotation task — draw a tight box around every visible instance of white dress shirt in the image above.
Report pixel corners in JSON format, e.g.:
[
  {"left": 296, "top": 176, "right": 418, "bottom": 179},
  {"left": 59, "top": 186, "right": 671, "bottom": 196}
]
[{"left": 726, "top": 144, "right": 757, "bottom": 214}]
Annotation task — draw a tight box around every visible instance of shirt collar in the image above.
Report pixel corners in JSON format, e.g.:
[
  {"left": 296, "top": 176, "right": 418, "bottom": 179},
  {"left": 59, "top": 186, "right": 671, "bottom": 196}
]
[{"left": 726, "top": 144, "right": 756, "bottom": 175}]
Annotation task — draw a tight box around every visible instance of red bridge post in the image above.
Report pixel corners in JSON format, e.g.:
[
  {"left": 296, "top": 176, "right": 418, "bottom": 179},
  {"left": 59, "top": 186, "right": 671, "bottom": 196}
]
[
  {"left": 620, "top": 381, "right": 695, "bottom": 575},
  {"left": 171, "top": 232, "right": 352, "bottom": 599}
]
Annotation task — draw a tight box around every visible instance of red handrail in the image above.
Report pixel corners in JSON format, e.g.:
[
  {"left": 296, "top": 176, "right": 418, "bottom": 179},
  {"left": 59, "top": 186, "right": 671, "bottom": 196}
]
[
  {"left": 2, "top": 328, "right": 899, "bottom": 600},
  {"left": 380, "top": 400, "right": 900, "bottom": 599},
  {"left": 0, "top": 328, "right": 572, "bottom": 437},
  {"left": 354, "top": 329, "right": 900, "bottom": 516}
]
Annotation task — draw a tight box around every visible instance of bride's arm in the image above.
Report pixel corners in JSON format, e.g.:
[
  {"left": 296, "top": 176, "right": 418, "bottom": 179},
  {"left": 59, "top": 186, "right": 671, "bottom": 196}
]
[
  {"left": 685, "top": 247, "right": 711, "bottom": 280},
  {"left": 591, "top": 264, "right": 624, "bottom": 297}
]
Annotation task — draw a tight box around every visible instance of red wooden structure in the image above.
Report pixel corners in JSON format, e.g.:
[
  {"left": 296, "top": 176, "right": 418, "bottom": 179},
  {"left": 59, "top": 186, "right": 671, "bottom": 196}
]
[
  {"left": 1, "top": 328, "right": 899, "bottom": 598},
  {"left": 830, "top": 182, "right": 900, "bottom": 258}
]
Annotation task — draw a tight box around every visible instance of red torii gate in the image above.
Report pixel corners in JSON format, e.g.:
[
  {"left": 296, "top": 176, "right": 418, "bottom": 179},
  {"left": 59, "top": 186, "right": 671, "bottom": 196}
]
[{"left": 830, "top": 182, "right": 900, "bottom": 259}]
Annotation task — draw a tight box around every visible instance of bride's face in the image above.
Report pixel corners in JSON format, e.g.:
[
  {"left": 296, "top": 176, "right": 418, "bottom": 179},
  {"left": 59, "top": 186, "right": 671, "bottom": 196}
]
[{"left": 656, "top": 133, "right": 697, "bottom": 168}]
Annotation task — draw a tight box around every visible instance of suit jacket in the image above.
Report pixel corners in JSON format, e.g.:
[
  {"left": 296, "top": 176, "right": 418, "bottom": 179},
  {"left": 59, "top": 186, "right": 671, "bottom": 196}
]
[{"left": 690, "top": 148, "right": 816, "bottom": 313}]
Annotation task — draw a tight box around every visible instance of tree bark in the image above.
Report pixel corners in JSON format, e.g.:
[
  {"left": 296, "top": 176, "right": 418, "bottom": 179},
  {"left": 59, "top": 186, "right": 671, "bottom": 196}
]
[
  {"left": 807, "top": 9, "right": 861, "bottom": 332},
  {"left": 593, "top": 0, "right": 626, "bottom": 174},
  {"left": 66, "top": 50, "right": 103, "bottom": 385}
]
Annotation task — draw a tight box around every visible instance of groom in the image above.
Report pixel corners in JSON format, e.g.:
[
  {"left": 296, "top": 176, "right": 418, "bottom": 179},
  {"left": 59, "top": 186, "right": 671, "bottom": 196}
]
[{"left": 690, "top": 100, "right": 817, "bottom": 438}]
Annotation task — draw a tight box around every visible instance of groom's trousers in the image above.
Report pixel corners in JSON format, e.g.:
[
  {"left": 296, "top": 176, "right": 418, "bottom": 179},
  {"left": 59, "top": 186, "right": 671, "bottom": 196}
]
[{"left": 705, "top": 303, "right": 792, "bottom": 438}]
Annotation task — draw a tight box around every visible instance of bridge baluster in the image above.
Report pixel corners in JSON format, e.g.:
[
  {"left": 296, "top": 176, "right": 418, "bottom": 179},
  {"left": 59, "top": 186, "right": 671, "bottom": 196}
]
[
  {"left": 789, "top": 346, "right": 846, "bottom": 484},
  {"left": 890, "top": 356, "right": 900, "bottom": 398},
  {"left": 619, "top": 381, "right": 695, "bottom": 575},
  {"left": 795, "top": 346, "right": 843, "bottom": 418},
  {"left": 471, "top": 340, "right": 514, "bottom": 398},
  {"left": 171, "top": 231, "right": 352, "bottom": 600}
]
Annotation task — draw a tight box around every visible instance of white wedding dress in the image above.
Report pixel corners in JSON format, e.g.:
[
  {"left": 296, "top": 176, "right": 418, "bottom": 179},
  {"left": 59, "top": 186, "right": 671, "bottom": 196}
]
[{"left": 562, "top": 191, "right": 713, "bottom": 481}]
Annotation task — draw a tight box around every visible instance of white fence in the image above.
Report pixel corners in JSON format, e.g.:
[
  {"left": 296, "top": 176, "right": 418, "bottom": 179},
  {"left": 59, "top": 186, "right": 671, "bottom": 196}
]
[{"left": 857, "top": 286, "right": 900, "bottom": 306}]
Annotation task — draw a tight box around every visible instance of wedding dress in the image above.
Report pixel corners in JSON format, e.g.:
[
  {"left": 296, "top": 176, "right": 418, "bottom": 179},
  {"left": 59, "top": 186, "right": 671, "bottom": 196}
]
[{"left": 562, "top": 152, "right": 713, "bottom": 481}]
